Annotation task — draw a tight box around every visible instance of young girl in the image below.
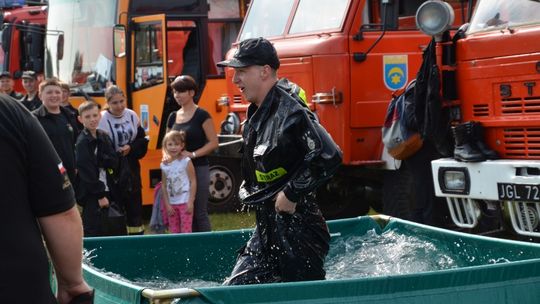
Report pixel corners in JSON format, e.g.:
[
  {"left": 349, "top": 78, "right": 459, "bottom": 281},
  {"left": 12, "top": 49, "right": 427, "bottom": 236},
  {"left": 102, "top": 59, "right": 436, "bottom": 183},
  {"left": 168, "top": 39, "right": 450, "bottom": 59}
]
[{"left": 161, "top": 130, "right": 197, "bottom": 233}]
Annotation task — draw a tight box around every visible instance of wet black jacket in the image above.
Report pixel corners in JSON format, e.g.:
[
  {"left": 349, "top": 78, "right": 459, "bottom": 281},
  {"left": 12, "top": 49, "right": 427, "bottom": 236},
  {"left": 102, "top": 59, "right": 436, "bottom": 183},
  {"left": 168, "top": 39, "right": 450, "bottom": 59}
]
[
  {"left": 240, "top": 78, "right": 341, "bottom": 205},
  {"left": 75, "top": 129, "right": 119, "bottom": 202},
  {"left": 227, "top": 79, "right": 341, "bottom": 285}
]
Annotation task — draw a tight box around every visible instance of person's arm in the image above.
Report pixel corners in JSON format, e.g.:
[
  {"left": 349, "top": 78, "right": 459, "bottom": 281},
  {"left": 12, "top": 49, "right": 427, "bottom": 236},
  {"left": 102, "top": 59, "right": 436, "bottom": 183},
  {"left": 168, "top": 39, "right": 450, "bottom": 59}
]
[
  {"left": 188, "top": 118, "right": 218, "bottom": 158},
  {"left": 76, "top": 137, "right": 106, "bottom": 199},
  {"left": 161, "top": 170, "right": 174, "bottom": 215},
  {"left": 97, "top": 133, "right": 119, "bottom": 170},
  {"left": 186, "top": 159, "right": 197, "bottom": 214},
  {"left": 127, "top": 125, "right": 149, "bottom": 159},
  {"left": 38, "top": 206, "right": 92, "bottom": 304},
  {"left": 165, "top": 110, "right": 177, "bottom": 134},
  {"left": 277, "top": 110, "right": 341, "bottom": 212}
]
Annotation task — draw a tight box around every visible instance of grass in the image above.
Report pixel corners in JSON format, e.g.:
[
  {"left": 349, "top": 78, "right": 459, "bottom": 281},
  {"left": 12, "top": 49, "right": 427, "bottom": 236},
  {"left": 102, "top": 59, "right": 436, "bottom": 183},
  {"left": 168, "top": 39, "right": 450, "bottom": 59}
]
[
  {"left": 143, "top": 207, "right": 256, "bottom": 233},
  {"left": 209, "top": 211, "right": 256, "bottom": 231}
]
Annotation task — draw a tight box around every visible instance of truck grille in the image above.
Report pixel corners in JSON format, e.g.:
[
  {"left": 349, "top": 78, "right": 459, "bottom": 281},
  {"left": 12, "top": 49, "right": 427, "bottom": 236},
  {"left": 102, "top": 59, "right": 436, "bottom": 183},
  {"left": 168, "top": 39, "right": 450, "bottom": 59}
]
[
  {"left": 501, "top": 97, "right": 540, "bottom": 115},
  {"left": 503, "top": 127, "right": 540, "bottom": 158},
  {"left": 473, "top": 104, "right": 489, "bottom": 117},
  {"left": 233, "top": 95, "right": 243, "bottom": 103}
]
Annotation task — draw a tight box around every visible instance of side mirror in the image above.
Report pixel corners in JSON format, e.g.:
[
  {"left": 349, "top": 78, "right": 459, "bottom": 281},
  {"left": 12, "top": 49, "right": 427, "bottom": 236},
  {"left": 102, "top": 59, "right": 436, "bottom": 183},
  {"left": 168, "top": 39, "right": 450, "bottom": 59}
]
[
  {"left": 1, "top": 28, "right": 7, "bottom": 53},
  {"left": 113, "top": 24, "right": 126, "bottom": 58},
  {"left": 57, "top": 33, "right": 64, "bottom": 60}
]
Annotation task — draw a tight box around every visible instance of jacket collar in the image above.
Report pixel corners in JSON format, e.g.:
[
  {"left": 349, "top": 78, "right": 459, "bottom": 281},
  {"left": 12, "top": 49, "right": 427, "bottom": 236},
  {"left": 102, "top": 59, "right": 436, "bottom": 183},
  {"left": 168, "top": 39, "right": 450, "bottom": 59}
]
[{"left": 247, "top": 84, "right": 279, "bottom": 132}]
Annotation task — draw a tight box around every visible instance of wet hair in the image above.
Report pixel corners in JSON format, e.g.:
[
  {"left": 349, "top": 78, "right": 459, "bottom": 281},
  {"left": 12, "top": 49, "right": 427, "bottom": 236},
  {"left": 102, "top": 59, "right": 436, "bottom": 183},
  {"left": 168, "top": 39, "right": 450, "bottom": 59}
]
[
  {"left": 104, "top": 85, "right": 125, "bottom": 103},
  {"left": 162, "top": 130, "right": 187, "bottom": 155},
  {"left": 170, "top": 75, "right": 198, "bottom": 95},
  {"left": 78, "top": 100, "right": 101, "bottom": 115},
  {"left": 38, "top": 78, "right": 62, "bottom": 94}
]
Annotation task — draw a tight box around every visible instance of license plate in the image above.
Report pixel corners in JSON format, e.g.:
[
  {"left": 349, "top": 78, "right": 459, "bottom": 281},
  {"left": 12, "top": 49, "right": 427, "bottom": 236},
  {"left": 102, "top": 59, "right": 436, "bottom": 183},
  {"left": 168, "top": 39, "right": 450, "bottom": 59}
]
[{"left": 498, "top": 183, "right": 540, "bottom": 202}]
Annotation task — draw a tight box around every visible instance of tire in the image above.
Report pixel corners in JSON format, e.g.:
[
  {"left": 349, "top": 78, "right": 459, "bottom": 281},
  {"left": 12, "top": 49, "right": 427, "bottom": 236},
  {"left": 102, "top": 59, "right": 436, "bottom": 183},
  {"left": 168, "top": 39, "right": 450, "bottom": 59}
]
[
  {"left": 207, "top": 157, "right": 242, "bottom": 213},
  {"left": 381, "top": 165, "right": 414, "bottom": 219}
]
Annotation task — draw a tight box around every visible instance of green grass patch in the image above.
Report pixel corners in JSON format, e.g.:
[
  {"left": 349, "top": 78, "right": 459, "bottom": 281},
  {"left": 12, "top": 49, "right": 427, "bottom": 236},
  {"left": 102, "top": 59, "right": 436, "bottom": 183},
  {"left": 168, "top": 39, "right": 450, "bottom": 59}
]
[{"left": 210, "top": 211, "right": 256, "bottom": 231}]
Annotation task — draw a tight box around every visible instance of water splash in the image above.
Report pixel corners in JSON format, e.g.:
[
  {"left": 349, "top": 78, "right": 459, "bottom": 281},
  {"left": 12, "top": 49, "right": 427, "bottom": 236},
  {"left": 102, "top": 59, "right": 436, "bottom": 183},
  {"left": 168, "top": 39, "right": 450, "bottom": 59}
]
[{"left": 324, "top": 228, "right": 511, "bottom": 280}]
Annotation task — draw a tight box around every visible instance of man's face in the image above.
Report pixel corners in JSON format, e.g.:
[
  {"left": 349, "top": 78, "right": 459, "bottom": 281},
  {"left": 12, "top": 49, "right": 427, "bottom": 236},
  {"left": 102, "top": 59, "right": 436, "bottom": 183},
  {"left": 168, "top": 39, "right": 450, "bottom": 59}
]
[
  {"left": 22, "top": 78, "right": 37, "bottom": 93},
  {"left": 232, "top": 65, "right": 265, "bottom": 105},
  {"left": 0, "top": 77, "right": 13, "bottom": 92},
  {"left": 78, "top": 106, "right": 101, "bottom": 131},
  {"left": 40, "top": 85, "right": 63, "bottom": 111}
]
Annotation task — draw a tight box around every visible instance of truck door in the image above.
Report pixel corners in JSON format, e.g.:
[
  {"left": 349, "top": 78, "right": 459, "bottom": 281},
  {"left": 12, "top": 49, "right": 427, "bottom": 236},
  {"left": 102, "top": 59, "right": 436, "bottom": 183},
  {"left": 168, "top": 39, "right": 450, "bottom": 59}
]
[
  {"left": 348, "top": 1, "right": 428, "bottom": 162},
  {"left": 130, "top": 14, "right": 168, "bottom": 203},
  {"left": 130, "top": 14, "right": 168, "bottom": 151}
]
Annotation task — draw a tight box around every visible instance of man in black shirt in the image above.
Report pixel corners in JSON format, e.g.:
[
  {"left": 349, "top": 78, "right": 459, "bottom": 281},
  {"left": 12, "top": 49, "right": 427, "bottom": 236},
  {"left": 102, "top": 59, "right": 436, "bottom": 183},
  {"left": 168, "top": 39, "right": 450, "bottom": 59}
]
[
  {"left": 0, "top": 94, "right": 92, "bottom": 303},
  {"left": 33, "top": 78, "right": 80, "bottom": 185}
]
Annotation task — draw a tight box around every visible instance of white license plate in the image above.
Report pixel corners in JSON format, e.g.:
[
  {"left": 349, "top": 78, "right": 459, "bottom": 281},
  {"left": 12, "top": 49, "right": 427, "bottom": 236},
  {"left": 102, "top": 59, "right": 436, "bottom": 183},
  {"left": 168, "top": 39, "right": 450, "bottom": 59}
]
[{"left": 498, "top": 183, "right": 540, "bottom": 202}]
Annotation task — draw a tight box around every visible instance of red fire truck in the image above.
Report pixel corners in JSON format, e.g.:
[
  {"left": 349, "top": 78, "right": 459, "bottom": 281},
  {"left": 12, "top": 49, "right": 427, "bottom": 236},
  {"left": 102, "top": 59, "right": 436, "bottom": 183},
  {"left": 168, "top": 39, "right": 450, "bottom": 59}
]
[
  {"left": 217, "top": 0, "right": 474, "bottom": 218},
  {"left": 416, "top": 0, "right": 540, "bottom": 240},
  {"left": 0, "top": 0, "right": 47, "bottom": 91}
]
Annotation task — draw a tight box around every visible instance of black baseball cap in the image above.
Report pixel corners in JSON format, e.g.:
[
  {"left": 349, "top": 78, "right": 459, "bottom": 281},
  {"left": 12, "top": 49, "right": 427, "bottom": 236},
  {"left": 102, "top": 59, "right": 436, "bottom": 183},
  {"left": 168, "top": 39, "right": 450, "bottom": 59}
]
[
  {"left": 217, "top": 37, "right": 280, "bottom": 70},
  {"left": 21, "top": 70, "right": 37, "bottom": 80},
  {"left": 0, "top": 71, "right": 12, "bottom": 79}
]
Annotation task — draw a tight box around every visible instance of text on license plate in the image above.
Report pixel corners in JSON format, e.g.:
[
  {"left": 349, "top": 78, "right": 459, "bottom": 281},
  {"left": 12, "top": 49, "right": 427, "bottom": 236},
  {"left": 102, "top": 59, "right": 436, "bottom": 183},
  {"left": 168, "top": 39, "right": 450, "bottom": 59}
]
[{"left": 498, "top": 183, "right": 540, "bottom": 202}]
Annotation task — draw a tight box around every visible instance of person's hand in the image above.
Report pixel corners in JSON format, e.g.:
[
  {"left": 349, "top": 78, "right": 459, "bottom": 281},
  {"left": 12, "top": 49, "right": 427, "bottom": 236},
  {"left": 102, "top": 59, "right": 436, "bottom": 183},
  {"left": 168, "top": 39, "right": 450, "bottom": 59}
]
[
  {"left": 166, "top": 204, "right": 175, "bottom": 216},
  {"left": 119, "top": 145, "right": 131, "bottom": 156},
  {"left": 98, "top": 197, "right": 109, "bottom": 208},
  {"left": 56, "top": 281, "right": 92, "bottom": 304},
  {"left": 275, "top": 191, "right": 296, "bottom": 214},
  {"left": 181, "top": 150, "right": 193, "bottom": 158},
  {"left": 186, "top": 201, "right": 194, "bottom": 214}
]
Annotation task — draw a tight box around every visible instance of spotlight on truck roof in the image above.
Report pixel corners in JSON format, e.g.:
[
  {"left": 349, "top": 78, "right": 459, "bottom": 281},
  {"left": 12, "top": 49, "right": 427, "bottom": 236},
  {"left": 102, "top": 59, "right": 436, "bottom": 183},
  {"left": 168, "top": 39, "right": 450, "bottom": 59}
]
[{"left": 416, "top": 0, "right": 455, "bottom": 38}]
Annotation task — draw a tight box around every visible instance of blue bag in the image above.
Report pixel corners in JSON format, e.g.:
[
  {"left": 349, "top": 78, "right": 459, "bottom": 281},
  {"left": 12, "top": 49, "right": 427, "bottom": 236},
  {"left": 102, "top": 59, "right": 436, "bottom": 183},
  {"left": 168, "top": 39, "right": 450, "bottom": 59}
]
[{"left": 381, "top": 80, "right": 423, "bottom": 160}]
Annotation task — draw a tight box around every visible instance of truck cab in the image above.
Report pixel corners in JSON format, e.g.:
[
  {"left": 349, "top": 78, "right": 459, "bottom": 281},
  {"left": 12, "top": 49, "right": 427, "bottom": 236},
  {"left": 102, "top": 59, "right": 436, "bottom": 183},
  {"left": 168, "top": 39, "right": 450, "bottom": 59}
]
[
  {"left": 415, "top": 0, "right": 540, "bottom": 240},
  {"left": 219, "top": 0, "right": 473, "bottom": 218},
  {"left": 0, "top": 1, "right": 47, "bottom": 91}
]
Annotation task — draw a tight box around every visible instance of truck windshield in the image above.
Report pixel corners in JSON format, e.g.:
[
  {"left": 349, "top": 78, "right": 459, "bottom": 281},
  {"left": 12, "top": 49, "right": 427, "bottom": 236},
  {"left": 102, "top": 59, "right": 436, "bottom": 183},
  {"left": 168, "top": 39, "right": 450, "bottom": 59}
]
[
  {"left": 240, "top": 0, "right": 350, "bottom": 39},
  {"left": 289, "top": 0, "right": 349, "bottom": 34},
  {"left": 468, "top": 0, "right": 540, "bottom": 33},
  {"left": 45, "top": 0, "right": 116, "bottom": 94},
  {"left": 239, "top": 0, "right": 294, "bottom": 40}
]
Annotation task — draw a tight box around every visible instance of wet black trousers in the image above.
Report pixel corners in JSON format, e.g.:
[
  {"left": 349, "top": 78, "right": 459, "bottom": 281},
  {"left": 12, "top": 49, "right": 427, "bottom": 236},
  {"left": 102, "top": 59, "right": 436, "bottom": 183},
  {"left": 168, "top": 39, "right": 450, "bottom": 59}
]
[{"left": 224, "top": 199, "right": 330, "bottom": 285}]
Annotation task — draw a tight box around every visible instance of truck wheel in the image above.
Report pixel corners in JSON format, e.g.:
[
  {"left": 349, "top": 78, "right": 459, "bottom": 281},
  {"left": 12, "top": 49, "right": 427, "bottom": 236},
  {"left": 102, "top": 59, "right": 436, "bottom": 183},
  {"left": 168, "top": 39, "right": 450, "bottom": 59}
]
[
  {"left": 207, "top": 157, "right": 241, "bottom": 213},
  {"left": 382, "top": 165, "right": 414, "bottom": 219}
]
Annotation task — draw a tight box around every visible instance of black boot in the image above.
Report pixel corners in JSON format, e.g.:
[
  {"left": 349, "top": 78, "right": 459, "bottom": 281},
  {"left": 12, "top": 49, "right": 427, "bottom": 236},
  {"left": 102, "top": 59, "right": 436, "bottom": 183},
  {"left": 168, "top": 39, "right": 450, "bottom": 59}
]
[
  {"left": 471, "top": 121, "right": 499, "bottom": 160},
  {"left": 452, "top": 122, "right": 485, "bottom": 162}
]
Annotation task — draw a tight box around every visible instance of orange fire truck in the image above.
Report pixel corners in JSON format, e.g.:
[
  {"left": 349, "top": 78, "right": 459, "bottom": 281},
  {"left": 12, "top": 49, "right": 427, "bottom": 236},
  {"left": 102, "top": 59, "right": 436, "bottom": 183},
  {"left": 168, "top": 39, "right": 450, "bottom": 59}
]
[
  {"left": 217, "top": 0, "right": 475, "bottom": 218},
  {"left": 415, "top": 0, "right": 540, "bottom": 240},
  {"left": 0, "top": 0, "right": 47, "bottom": 91},
  {"left": 44, "top": 0, "right": 247, "bottom": 211}
]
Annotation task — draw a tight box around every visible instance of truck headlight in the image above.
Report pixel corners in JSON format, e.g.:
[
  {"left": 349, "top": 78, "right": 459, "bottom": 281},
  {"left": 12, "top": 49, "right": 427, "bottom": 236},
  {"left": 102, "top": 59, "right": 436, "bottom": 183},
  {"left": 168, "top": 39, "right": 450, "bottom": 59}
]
[
  {"left": 438, "top": 167, "right": 470, "bottom": 195},
  {"left": 416, "top": 0, "right": 455, "bottom": 37}
]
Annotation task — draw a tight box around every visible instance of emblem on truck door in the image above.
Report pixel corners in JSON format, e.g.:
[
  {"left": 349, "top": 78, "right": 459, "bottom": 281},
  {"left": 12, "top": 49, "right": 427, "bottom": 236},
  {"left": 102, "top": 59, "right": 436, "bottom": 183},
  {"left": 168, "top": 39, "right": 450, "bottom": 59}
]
[{"left": 383, "top": 55, "right": 408, "bottom": 91}]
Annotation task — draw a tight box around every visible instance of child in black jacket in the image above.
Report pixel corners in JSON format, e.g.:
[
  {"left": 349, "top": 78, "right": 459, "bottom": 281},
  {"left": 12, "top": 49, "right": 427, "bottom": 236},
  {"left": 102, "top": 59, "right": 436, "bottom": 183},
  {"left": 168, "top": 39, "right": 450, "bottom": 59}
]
[{"left": 75, "top": 101, "right": 119, "bottom": 236}]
